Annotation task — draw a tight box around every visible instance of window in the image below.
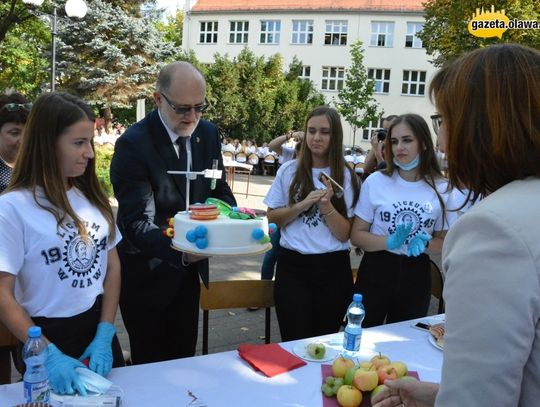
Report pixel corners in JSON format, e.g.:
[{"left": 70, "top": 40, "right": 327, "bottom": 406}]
[
  {"left": 321, "top": 66, "right": 345, "bottom": 90},
  {"left": 370, "top": 22, "right": 394, "bottom": 47},
  {"left": 402, "top": 70, "right": 427, "bottom": 96},
  {"left": 291, "top": 20, "right": 313, "bottom": 44},
  {"left": 299, "top": 66, "right": 311, "bottom": 79},
  {"left": 405, "top": 22, "right": 423, "bottom": 48},
  {"left": 324, "top": 20, "right": 348, "bottom": 45},
  {"left": 362, "top": 120, "right": 381, "bottom": 140},
  {"left": 368, "top": 69, "right": 391, "bottom": 94},
  {"left": 229, "top": 21, "right": 249, "bottom": 44},
  {"left": 260, "top": 20, "right": 281, "bottom": 44},
  {"left": 199, "top": 21, "right": 218, "bottom": 44}
]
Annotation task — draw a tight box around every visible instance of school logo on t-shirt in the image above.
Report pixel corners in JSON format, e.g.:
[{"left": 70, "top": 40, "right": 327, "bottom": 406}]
[
  {"left": 65, "top": 235, "right": 98, "bottom": 275},
  {"left": 388, "top": 201, "right": 436, "bottom": 242}
]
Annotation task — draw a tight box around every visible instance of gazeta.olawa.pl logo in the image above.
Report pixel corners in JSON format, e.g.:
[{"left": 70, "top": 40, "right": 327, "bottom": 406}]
[{"left": 468, "top": 5, "right": 540, "bottom": 38}]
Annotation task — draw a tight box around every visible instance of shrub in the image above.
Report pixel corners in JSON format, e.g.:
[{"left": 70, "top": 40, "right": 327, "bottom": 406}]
[{"left": 94, "top": 145, "right": 115, "bottom": 197}]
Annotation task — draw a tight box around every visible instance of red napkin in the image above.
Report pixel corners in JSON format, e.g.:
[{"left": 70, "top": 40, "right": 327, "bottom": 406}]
[
  {"left": 238, "top": 343, "right": 307, "bottom": 377},
  {"left": 321, "top": 365, "right": 420, "bottom": 407}
]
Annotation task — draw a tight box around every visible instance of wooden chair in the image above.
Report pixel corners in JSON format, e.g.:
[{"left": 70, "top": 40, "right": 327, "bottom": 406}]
[
  {"left": 200, "top": 280, "right": 274, "bottom": 355},
  {"left": 430, "top": 260, "right": 445, "bottom": 314},
  {"left": 222, "top": 151, "right": 234, "bottom": 161},
  {"left": 262, "top": 154, "right": 276, "bottom": 176},
  {"left": 235, "top": 152, "right": 247, "bottom": 163},
  {"left": 247, "top": 153, "right": 259, "bottom": 166}
]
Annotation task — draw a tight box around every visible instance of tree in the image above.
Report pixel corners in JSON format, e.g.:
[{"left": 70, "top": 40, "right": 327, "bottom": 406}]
[
  {"left": 53, "top": 0, "right": 175, "bottom": 129},
  {"left": 420, "top": 0, "right": 540, "bottom": 67},
  {"left": 154, "top": 9, "right": 183, "bottom": 48},
  {"left": 335, "top": 40, "right": 382, "bottom": 147}
]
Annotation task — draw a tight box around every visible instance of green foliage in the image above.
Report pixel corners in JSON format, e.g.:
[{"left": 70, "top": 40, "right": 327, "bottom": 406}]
[
  {"left": 334, "top": 40, "right": 382, "bottom": 146},
  {"left": 203, "top": 48, "right": 325, "bottom": 144},
  {"left": 94, "top": 144, "right": 114, "bottom": 197},
  {"left": 155, "top": 9, "right": 183, "bottom": 48},
  {"left": 420, "top": 0, "right": 540, "bottom": 67}
]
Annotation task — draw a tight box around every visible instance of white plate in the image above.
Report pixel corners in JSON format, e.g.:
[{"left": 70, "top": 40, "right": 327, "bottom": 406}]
[
  {"left": 427, "top": 333, "right": 443, "bottom": 351},
  {"left": 292, "top": 342, "right": 338, "bottom": 362}
]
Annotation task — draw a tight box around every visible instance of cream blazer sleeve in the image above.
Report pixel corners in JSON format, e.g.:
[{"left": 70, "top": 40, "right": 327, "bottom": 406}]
[{"left": 438, "top": 199, "right": 540, "bottom": 407}]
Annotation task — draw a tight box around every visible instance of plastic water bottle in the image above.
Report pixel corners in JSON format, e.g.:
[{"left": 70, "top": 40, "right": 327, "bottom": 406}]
[
  {"left": 343, "top": 293, "right": 365, "bottom": 356},
  {"left": 23, "top": 326, "right": 50, "bottom": 403}
]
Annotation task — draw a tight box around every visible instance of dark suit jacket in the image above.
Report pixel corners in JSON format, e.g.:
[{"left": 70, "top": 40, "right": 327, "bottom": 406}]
[{"left": 110, "top": 110, "right": 236, "bottom": 307}]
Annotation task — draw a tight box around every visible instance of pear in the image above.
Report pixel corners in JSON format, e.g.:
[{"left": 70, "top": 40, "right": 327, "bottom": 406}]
[{"left": 307, "top": 342, "right": 326, "bottom": 359}]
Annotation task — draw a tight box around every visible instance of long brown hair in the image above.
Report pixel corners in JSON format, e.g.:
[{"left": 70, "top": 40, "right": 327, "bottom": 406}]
[
  {"left": 288, "top": 106, "right": 359, "bottom": 217},
  {"left": 430, "top": 44, "right": 540, "bottom": 201},
  {"left": 383, "top": 114, "right": 448, "bottom": 226},
  {"left": 7, "top": 92, "right": 115, "bottom": 240}
]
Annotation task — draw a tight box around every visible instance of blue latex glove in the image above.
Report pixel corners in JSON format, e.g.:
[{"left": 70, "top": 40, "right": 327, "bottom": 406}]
[
  {"left": 386, "top": 223, "right": 413, "bottom": 250},
  {"left": 407, "top": 232, "right": 432, "bottom": 257},
  {"left": 79, "top": 322, "right": 116, "bottom": 377},
  {"left": 46, "top": 343, "right": 87, "bottom": 395}
]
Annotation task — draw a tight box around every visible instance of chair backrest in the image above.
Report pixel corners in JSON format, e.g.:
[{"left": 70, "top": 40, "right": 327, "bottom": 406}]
[
  {"left": 248, "top": 153, "right": 259, "bottom": 165},
  {"left": 430, "top": 260, "right": 445, "bottom": 314},
  {"left": 200, "top": 280, "right": 275, "bottom": 354},
  {"left": 235, "top": 152, "right": 247, "bottom": 163},
  {"left": 222, "top": 151, "right": 234, "bottom": 160},
  {"left": 355, "top": 162, "right": 365, "bottom": 170},
  {"left": 263, "top": 154, "right": 275, "bottom": 164}
]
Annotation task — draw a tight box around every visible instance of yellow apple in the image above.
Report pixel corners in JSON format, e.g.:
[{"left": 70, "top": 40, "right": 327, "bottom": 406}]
[
  {"left": 336, "top": 385, "right": 362, "bottom": 407},
  {"left": 389, "top": 361, "right": 408, "bottom": 377},
  {"left": 332, "top": 356, "right": 355, "bottom": 378},
  {"left": 352, "top": 369, "right": 378, "bottom": 392},
  {"left": 359, "top": 361, "right": 376, "bottom": 371},
  {"left": 370, "top": 353, "right": 391, "bottom": 369},
  {"left": 399, "top": 375, "right": 419, "bottom": 382}
]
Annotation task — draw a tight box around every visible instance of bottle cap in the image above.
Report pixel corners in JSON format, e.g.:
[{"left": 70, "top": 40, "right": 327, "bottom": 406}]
[
  {"left": 353, "top": 293, "right": 362, "bottom": 303},
  {"left": 28, "top": 326, "right": 41, "bottom": 338}
]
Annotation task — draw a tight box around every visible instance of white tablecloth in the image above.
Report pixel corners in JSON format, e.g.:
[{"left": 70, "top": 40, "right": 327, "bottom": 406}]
[{"left": 0, "top": 316, "right": 443, "bottom": 406}]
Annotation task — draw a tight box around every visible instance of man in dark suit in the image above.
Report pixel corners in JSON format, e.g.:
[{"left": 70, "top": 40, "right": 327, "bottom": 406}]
[{"left": 110, "top": 61, "right": 236, "bottom": 364}]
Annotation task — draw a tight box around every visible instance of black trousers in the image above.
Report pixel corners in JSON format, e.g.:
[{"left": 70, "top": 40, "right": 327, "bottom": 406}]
[
  {"left": 353, "top": 250, "right": 431, "bottom": 328},
  {"left": 274, "top": 248, "right": 353, "bottom": 342},
  {"left": 119, "top": 253, "right": 200, "bottom": 365},
  {"left": 16, "top": 296, "right": 124, "bottom": 374}
]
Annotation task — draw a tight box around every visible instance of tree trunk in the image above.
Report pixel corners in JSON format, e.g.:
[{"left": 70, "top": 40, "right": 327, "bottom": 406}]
[{"left": 102, "top": 106, "right": 113, "bottom": 134}]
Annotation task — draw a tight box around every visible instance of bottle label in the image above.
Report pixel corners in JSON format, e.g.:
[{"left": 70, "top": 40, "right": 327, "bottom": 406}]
[
  {"left": 24, "top": 379, "right": 50, "bottom": 403},
  {"left": 343, "top": 331, "right": 362, "bottom": 352}
]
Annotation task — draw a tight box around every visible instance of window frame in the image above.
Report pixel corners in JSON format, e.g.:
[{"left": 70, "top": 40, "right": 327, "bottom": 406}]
[
  {"left": 321, "top": 66, "right": 346, "bottom": 91},
  {"left": 229, "top": 20, "right": 249, "bottom": 44},
  {"left": 405, "top": 22, "right": 423, "bottom": 48},
  {"left": 369, "top": 21, "right": 395, "bottom": 47},
  {"left": 368, "top": 68, "right": 391, "bottom": 94},
  {"left": 324, "top": 20, "right": 348, "bottom": 46},
  {"left": 260, "top": 20, "right": 281, "bottom": 44},
  {"left": 401, "top": 70, "right": 427, "bottom": 96},
  {"left": 199, "top": 21, "right": 219, "bottom": 44},
  {"left": 291, "top": 19, "right": 314, "bottom": 44}
]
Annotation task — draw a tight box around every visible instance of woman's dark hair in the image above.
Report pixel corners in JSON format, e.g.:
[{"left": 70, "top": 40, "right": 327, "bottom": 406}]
[
  {"left": 7, "top": 92, "right": 115, "bottom": 240},
  {"left": 288, "top": 106, "right": 359, "bottom": 218},
  {"left": 0, "top": 93, "right": 30, "bottom": 129},
  {"left": 430, "top": 43, "right": 540, "bottom": 200},
  {"left": 383, "top": 114, "right": 448, "bottom": 226}
]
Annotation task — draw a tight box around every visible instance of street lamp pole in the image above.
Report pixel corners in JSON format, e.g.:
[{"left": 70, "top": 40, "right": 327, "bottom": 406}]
[{"left": 23, "top": 0, "right": 88, "bottom": 92}]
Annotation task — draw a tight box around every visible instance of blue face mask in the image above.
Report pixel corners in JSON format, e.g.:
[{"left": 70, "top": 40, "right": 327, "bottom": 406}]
[{"left": 393, "top": 154, "right": 420, "bottom": 171}]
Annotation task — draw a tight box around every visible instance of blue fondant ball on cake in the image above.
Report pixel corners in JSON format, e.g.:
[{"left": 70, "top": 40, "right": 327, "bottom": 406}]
[
  {"left": 196, "top": 237, "right": 208, "bottom": 249},
  {"left": 195, "top": 225, "right": 208, "bottom": 238},
  {"left": 186, "top": 230, "right": 197, "bottom": 243},
  {"left": 251, "top": 228, "right": 265, "bottom": 241}
]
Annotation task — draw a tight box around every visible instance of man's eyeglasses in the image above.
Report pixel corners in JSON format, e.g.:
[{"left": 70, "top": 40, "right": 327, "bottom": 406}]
[
  {"left": 431, "top": 113, "right": 442, "bottom": 135},
  {"left": 160, "top": 92, "right": 208, "bottom": 115},
  {"left": 1, "top": 103, "right": 33, "bottom": 112}
]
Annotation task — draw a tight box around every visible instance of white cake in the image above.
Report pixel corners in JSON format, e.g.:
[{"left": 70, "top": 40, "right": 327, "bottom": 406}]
[{"left": 172, "top": 212, "right": 270, "bottom": 255}]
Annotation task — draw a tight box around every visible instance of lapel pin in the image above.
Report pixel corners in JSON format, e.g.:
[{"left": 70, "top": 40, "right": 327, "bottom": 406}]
[{"left": 196, "top": 137, "right": 200, "bottom": 143}]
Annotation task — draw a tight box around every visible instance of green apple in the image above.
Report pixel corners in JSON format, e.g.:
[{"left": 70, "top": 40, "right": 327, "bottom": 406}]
[
  {"left": 389, "top": 361, "right": 408, "bottom": 377},
  {"left": 307, "top": 342, "right": 326, "bottom": 359},
  {"left": 352, "top": 369, "right": 378, "bottom": 392},
  {"left": 343, "top": 366, "right": 359, "bottom": 385},
  {"left": 399, "top": 375, "right": 419, "bottom": 382},
  {"left": 337, "top": 385, "right": 362, "bottom": 407},
  {"left": 332, "top": 356, "right": 355, "bottom": 377}
]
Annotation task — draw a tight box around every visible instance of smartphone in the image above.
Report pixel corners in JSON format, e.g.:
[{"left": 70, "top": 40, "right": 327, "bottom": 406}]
[{"left": 412, "top": 322, "right": 430, "bottom": 331}]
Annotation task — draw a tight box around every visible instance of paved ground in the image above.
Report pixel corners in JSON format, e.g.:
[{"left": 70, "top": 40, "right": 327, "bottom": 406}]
[{"left": 10, "top": 173, "right": 441, "bottom": 381}]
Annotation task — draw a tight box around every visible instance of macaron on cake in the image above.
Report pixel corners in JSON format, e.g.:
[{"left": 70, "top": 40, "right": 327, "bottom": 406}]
[{"left": 189, "top": 203, "right": 220, "bottom": 221}]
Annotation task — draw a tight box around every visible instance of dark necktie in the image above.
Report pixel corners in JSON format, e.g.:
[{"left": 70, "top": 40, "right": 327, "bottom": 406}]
[{"left": 175, "top": 137, "right": 188, "bottom": 171}]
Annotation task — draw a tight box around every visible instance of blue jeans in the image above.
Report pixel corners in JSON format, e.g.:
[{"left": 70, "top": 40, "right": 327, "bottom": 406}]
[{"left": 261, "top": 229, "right": 281, "bottom": 280}]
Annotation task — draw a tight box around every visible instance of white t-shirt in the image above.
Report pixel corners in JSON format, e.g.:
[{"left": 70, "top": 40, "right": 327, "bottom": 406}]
[
  {"left": 278, "top": 142, "right": 296, "bottom": 164},
  {"left": 354, "top": 171, "right": 456, "bottom": 255},
  {"left": 257, "top": 146, "right": 269, "bottom": 158},
  {"left": 264, "top": 160, "right": 355, "bottom": 254},
  {"left": 0, "top": 187, "right": 122, "bottom": 318}
]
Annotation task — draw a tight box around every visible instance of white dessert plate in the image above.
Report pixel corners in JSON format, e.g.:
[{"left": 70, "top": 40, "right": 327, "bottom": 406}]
[
  {"left": 292, "top": 341, "right": 338, "bottom": 362},
  {"left": 427, "top": 333, "right": 443, "bottom": 351}
]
